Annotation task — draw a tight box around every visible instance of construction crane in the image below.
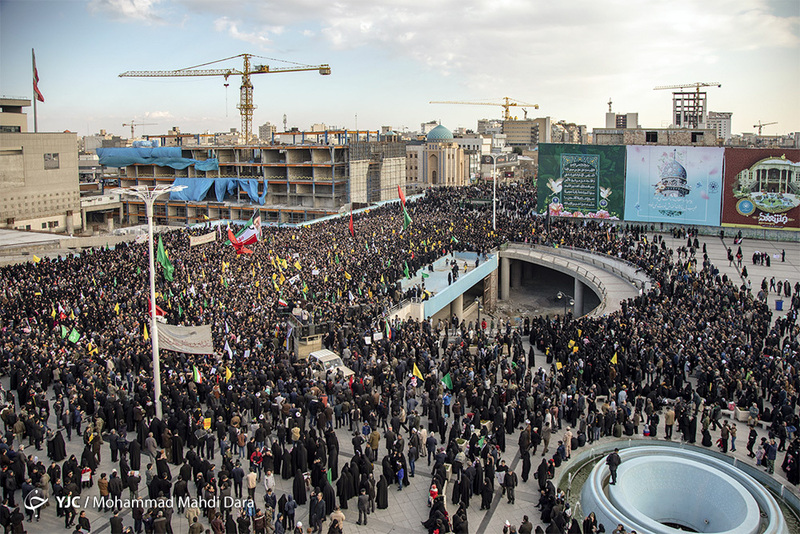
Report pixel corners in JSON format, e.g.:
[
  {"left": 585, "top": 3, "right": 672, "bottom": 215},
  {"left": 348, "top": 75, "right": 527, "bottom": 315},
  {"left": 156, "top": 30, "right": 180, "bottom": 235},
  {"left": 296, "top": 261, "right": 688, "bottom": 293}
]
[
  {"left": 653, "top": 81, "right": 721, "bottom": 92},
  {"left": 754, "top": 121, "right": 777, "bottom": 135},
  {"left": 122, "top": 120, "right": 157, "bottom": 139},
  {"left": 120, "top": 54, "right": 331, "bottom": 142},
  {"left": 429, "top": 97, "right": 539, "bottom": 121}
]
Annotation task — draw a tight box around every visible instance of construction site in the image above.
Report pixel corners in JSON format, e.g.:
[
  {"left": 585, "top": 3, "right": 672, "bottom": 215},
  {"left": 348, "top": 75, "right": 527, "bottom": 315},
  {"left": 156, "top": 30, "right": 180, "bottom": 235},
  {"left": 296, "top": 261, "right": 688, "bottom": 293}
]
[{"left": 97, "top": 54, "right": 406, "bottom": 225}]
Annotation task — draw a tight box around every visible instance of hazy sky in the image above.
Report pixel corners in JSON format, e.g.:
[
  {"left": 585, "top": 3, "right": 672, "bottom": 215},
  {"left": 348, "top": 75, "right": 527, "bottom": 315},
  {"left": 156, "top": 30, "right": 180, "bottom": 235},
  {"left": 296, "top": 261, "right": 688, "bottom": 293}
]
[{"left": 2, "top": 0, "right": 798, "bottom": 138}]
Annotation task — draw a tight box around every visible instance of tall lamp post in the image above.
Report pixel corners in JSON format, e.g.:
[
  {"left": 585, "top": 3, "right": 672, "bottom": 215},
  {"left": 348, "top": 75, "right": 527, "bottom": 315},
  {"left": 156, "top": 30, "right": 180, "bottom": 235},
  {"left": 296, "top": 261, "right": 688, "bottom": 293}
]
[
  {"left": 556, "top": 291, "right": 575, "bottom": 317},
  {"left": 489, "top": 154, "right": 499, "bottom": 231},
  {"left": 111, "top": 184, "right": 186, "bottom": 420},
  {"left": 475, "top": 297, "right": 484, "bottom": 335}
]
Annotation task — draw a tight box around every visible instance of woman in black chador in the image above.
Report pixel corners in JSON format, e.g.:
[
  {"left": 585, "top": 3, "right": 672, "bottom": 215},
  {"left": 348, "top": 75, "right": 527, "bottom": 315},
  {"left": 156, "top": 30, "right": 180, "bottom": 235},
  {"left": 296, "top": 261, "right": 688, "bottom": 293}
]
[{"left": 292, "top": 469, "right": 307, "bottom": 505}]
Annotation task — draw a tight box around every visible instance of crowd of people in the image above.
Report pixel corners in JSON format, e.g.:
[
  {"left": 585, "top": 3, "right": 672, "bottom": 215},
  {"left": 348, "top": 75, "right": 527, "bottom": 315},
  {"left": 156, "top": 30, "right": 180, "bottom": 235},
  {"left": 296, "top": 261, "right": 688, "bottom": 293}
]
[{"left": 0, "top": 183, "right": 798, "bottom": 534}]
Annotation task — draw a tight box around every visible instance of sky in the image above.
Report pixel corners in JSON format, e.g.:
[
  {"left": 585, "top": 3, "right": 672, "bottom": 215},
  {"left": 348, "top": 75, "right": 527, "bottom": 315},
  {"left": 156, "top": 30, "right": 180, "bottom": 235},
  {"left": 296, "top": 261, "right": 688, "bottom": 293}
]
[{"left": 1, "top": 0, "right": 798, "bottom": 139}]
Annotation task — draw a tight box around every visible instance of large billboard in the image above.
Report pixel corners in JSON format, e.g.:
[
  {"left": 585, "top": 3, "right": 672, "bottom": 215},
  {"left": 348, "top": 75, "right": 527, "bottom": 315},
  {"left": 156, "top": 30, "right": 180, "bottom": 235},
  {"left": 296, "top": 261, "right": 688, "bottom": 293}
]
[
  {"left": 721, "top": 149, "right": 800, "bottom": 231},
  {"left": 537, "top": 144, "right": 626, "bottom": 219},
  {"left": 624, "top": 146, "right": 724, "bottom": 225}
]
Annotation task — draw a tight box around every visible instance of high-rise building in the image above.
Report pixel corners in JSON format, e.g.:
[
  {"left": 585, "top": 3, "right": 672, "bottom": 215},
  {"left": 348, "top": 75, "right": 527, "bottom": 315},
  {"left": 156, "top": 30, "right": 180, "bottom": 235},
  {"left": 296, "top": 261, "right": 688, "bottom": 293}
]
[
  {"left": 707, "top": 111, "right": 732, "bottom": 142},
  {"left": 502, "top": 118, "right": 551, "bottom": 147},
  {"left": 605, "top": 112, "right": 639, "bottom": 129},
  {"left": 258, "top": 122, "right": 277, "bottom": 141}
]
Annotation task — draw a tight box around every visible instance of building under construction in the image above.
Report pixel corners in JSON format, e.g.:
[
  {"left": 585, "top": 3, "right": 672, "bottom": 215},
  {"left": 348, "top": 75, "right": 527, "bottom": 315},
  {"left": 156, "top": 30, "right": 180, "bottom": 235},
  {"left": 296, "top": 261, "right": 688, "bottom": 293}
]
[{"left": 99, "top": 132, "right": 405, "bottom": 226}]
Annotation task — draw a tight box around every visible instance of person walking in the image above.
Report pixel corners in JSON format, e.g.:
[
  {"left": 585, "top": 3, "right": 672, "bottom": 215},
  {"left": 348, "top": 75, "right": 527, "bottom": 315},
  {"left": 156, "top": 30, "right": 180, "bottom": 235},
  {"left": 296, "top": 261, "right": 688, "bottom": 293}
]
[
  {"left": 504, "top": 469, "right": 518, "bottom": 504},
  {"left": 356, "top": 488, "right": 368, "bottom": 526},
  {"left": 765, "top": 439, "right": 777, "bottom": 475},
  {"left": 606, "top": 448, "right": 621, "bottom": 485}
]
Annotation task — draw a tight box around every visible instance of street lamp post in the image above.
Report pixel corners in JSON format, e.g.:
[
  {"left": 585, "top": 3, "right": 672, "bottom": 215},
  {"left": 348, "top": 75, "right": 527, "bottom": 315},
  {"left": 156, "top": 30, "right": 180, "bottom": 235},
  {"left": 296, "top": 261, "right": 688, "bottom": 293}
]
[
  {"left": 556, "top": 291, "right": 575, "bottom": 317},
  {"left": 111, "top": 184, "right": 186, "bottom": 420},
  {"left": 491, "top": 154, "right": 498, "bottom": 231}
]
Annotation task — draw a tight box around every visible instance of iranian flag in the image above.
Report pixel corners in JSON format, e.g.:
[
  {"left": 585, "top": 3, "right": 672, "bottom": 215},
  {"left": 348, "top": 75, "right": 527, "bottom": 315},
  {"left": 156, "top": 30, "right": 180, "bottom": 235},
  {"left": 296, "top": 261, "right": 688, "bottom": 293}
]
[
  {"left": 229, "top": 209, "right": 261, "bottom": 246},
  {"left": 32, "top": 49, "right": 44, "bottom": 103}
]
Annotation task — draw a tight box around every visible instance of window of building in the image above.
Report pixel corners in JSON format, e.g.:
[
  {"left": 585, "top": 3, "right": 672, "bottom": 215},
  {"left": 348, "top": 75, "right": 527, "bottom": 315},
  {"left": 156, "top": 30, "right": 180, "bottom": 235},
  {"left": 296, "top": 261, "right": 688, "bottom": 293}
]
[
  {"left": 691, "top": 132, "right": 704, "bottom": 143},
  {"left": 42, "top": 222, "right": 47, "bottom": 229},
  {"left": 645, "top": 131, "right": 658, "bottom": 143},
  {"left": 43, "top": 153, "right": 60, "bottom": 169}
]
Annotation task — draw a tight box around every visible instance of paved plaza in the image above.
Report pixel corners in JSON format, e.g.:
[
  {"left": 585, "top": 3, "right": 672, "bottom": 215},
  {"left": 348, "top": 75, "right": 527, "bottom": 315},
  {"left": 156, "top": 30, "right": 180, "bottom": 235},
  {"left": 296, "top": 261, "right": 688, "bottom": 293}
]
[{"left": 6, "top": 230, "right": 800, "bottom": 534}]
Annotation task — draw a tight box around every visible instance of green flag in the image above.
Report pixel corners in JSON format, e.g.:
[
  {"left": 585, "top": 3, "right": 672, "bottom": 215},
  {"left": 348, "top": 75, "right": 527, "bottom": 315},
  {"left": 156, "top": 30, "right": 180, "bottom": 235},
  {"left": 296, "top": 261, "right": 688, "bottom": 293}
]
[
  {"left": 441, "top": 372, "right": 453, "bottom": 390},
  {"left": 68, "top": 328, "right": 80, "bottom": 343},
  {"left": 450, "top": 236, "right": 459, "bottom": 244},
  {"left": 136, "top": 266, "right": 141, "bottom": 275},
  {"left": 60, "top": 325, "right": 68, "bottom": 339},
  {"left": 178, "top": 304, "right": 183, "bottom": 317},
  {"left": 402, "top": 206, "right": 412, "bottom": 231},
  {"left": 404, "top": 261, "right": 411, "bottom": 279},
  {"left": 156, "top": 236, "right": 174, "bottom": 281},
  {"left": 421, "top": 272, "right": 430, "bottom": 279}
]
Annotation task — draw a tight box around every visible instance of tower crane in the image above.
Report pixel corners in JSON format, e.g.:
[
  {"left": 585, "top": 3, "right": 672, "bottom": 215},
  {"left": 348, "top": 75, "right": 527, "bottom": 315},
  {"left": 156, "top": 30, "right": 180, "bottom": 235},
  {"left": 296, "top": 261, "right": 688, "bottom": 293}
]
[
  {"left": 120, "top": 54, "right": 331, "bottom": 142},
  {"left": 429, "top": 97, "right": 539, "bottom": 121},
  {"left": 122, "top": 120, "right": 157, "bottom": 139},
  {"left": 653, "top": 82, "right": 721, "bottom": 92},
  {"left": 754, "top": 121, "right": 777, "bottom": 135}
]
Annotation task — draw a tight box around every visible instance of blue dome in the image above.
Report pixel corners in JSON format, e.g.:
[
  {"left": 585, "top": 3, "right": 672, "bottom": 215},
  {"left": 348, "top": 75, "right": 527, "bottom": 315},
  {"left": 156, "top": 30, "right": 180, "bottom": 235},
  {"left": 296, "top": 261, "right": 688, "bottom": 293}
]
[
  {"left": 661, "top": 159, "right": 687, "bottom": 180},
  {"left": 426, "top": 125, "right": 453, "bottom": 141}
]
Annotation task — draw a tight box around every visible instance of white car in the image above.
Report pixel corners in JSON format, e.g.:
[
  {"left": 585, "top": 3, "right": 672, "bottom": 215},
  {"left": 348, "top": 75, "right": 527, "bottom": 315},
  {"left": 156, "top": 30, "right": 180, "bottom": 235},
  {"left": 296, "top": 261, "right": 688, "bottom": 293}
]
[{"left": 308, "top": 349, "right": 354, "bottom": 381}]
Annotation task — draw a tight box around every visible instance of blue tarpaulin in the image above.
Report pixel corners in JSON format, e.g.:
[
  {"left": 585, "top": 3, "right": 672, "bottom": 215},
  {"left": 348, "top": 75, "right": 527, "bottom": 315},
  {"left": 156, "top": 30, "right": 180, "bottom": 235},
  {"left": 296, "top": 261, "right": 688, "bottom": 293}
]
[
  {"left": 96, "top": 147, "right": 219, "bottom": 171},
  {"left": 169, "top": 177, "right": 267, "bottom": 205}
]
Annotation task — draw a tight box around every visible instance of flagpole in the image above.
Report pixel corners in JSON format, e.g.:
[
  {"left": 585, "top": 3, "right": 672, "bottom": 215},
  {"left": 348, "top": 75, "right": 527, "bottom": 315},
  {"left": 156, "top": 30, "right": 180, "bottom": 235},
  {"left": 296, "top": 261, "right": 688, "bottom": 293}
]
[
  {"left": 32, "top": 49, "right": 38, "bottom": 133},
  {"left": 111, "top": 184, "right": 186, "bottom": 420}
]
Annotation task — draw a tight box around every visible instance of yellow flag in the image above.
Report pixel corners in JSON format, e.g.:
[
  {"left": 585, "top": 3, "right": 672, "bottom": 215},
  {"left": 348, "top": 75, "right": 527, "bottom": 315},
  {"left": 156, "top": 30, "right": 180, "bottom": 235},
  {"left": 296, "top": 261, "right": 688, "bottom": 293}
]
[
  {"left": 187, "top": 274, "right": 191, "bottom": 284},
  {"left": 279, "top": 273, "right": 286, "bottom": 285},
  {"left": 143, "top": 324, "right": 149, "bottom": 341},
  {"left": 556, "top": 361, "right": 563, "bottom": 370},
  {"left": 32, "top": 255, "right": 41, "bottom": 263},
  {"left": 572, "top": 346, "right": 579, "bottom": 353},
  {"left": 252, "top": 265, "right": 255, "bottom": 277},
  {"left": 611, "top": 353, "right": 618, "bottom": 365},
  {"left": 294, "top": 260, "right": 302, "bottom": 270},
  {"left": 114, "top": 303, "right": 120, "bottom": 314},
  {"left": 270, "top": 257, "right": 276, "bottom": 268},
  {"left": 413, "top": 363, "right": 424, "bottom": 380},
  {"left": 69, "top": 310, "right": 75, "bottom": 320},
  {"left": 51, "top": 307, "right": 56, "bottom": 319},
  {"left": 568, "top": 340, "right": 575, "bottom": 348},
  {"left": 225, "top": 367, "right": 233, "bottom": 382},
  {"left": 344, "top": 271, "right": 352, "bottom": 280},
  {"left": 255, "top": 280, "right": 260, "bottom": 287}
]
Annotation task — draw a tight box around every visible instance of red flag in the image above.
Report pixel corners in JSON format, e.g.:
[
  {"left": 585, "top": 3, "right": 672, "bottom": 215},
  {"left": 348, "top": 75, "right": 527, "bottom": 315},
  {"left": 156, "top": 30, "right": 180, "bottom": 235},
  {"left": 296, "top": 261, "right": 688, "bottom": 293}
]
[
  {"left": 397, "top": 185, "right": 406, "bottom": 207},
  {"left": 349, "top": 210, "right": 355, "bottom": 237},
  {"left": 32, "top": 49, "right": 44, "bottom": 103},
  {"left": 148, "top": 300, "right": 166, "bottom": 317}
]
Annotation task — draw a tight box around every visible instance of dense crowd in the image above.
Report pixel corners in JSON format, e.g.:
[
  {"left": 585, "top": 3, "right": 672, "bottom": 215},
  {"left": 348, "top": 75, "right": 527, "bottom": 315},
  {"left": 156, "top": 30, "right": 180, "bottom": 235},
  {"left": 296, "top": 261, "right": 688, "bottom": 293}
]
[{"left": 0, "top": 183, "right": 798, "bottom": 534}]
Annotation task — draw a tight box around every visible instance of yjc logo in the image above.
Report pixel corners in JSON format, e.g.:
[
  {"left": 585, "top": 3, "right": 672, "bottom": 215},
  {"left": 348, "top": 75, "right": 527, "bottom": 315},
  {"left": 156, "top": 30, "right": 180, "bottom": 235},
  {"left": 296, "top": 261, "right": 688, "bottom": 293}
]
[{"left": 23, "top": 491, "right": 48, "bottom": 513}]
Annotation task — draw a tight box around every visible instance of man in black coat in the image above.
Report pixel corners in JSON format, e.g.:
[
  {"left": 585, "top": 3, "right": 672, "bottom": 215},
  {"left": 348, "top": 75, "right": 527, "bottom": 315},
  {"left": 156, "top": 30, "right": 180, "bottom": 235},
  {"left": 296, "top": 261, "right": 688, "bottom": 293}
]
[
  {"left": 504, "top": 469, "right": 518, "bottom": 504},
  {"left": 356, "top": 488, "right": 369, "bottom": 525},
  {"left": 606, "top": 448, "right": 621, "bottom": 485},
  {"left": 109, "top": 511, "right": 124, "bottom": 534}
]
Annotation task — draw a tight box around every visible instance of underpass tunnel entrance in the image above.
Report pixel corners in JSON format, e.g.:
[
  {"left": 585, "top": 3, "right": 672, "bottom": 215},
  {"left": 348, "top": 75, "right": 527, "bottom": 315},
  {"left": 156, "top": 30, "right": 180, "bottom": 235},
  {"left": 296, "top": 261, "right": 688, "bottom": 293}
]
[{"left": 499, "top": 260, "right": 601, "bottom": 318}]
